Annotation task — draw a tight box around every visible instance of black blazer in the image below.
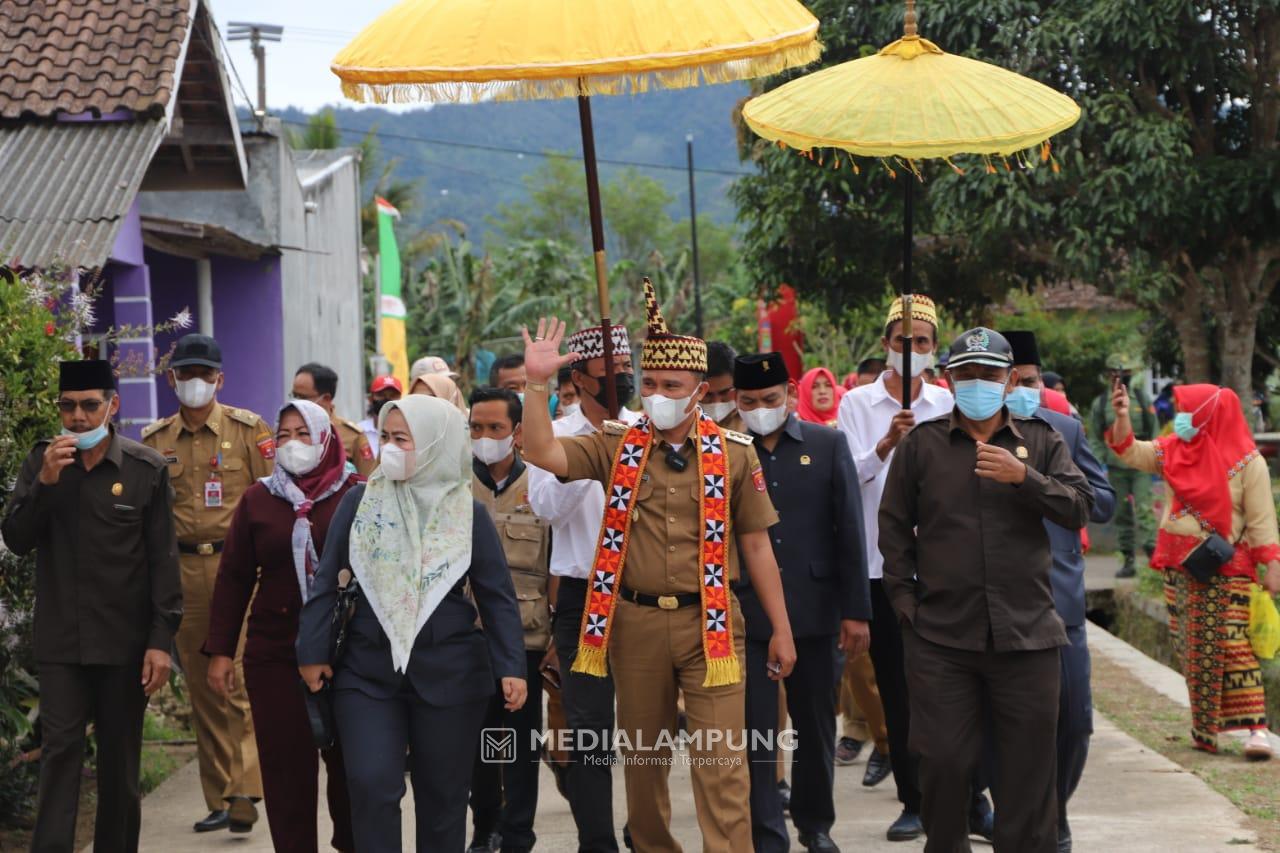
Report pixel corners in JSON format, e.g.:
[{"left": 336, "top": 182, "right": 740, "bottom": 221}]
[
  {"left": 1036, "top": 408, "right": 1117, "bottom": 627},
  {"left": 296, "top": 486, "right": 526, "bottom": 705},
  {"left": 737, "top": 416, "right": 872, "bottom": 641}
]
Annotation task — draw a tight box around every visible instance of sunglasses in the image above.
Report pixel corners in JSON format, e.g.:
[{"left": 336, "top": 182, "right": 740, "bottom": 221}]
[{"left": 57, "top": 398, "right": 107, "bottom": 414}]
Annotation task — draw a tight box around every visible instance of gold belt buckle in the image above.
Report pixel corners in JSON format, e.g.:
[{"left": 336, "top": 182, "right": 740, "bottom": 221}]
[
  {"left": 196, "top": 543, "right": 214, "bottom": 556},
  {"left": 657, "top": 595, "right": 679, "bottom": 611}
]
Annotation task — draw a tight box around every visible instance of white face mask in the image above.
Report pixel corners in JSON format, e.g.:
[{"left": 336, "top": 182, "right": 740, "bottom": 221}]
[
  {"left": 472, "top": 435, "right": 515, "bottom": 466},
  {"left": 559, "top": 403, "right": 582, "bottom": 420},
  {"left": 379, "top": 445, "right": 416, "bottom": 481},
  {"left": 886, "top": 349, "right": 935, "bottom": 378},
  {"left": 702, "top": 401, "right": 737, "bottom": 423},
  {"left": 174, "top": 376, "right": 216, "bottom": 408},
  {"left": 739, "top": 404, "right": 788, "bottom": 436},
  {"left": 642, "top": 393, "right": 695, "bottom": 431},
  {"left": 276, "top": 439, "right": 323, "bottom": 476}
]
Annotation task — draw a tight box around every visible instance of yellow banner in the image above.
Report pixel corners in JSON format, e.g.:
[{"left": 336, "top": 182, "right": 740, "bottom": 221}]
[{"left": 381, "top": 314, "right": 409, "bottom": 388}]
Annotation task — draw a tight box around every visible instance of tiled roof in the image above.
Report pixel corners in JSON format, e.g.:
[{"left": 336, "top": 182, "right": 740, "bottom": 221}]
[{"left": 0, "top": 0, "right": 192, "bottom": 119}]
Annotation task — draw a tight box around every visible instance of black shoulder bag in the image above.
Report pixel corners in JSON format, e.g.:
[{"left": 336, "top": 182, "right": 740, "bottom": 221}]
[
  {"left": 301, "top": 571, "right": 360, "bottom": 750},
  {"left": 1181, "top": 533, "right": 1236, "bottom": 584}
]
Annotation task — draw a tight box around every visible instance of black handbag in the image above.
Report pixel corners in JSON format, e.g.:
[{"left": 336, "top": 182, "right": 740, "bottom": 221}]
[
  {"left": 1181, "top": 533, "right": 1236, "bottom": 584},
  {"left": 302, "top": 572, "right": 360, "bottom": 750}
]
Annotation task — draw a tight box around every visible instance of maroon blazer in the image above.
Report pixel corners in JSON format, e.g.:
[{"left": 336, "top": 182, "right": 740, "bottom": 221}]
[{"left": 206, "top": 476, "right": 359, "bottom": 664}]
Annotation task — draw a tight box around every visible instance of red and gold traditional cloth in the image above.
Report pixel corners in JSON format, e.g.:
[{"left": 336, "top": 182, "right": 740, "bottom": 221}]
[{"left": 572, "top": 411, "right": 740, "bottom": 686}]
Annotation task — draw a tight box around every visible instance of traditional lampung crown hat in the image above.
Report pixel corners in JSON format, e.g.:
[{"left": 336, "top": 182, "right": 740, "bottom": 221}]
[
  {"left": 640, "top": 277, "right": 707, "bottom": 372},
  {"left": 885, "top": 294, "right": 938, "bottom": 330},
  {"left": 567, "top": 324, "right": 631, "bottom": 362}
]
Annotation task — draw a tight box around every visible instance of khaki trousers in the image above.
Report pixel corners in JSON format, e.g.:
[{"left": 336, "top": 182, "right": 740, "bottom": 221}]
[
  {"left": 176, "top": 552, "right": 262, "bottom": 811},
  {"left": 839, "top": 650, "right": 889, "bottom": 753},
  {"left": 609, "top": 598, "right": 751, "bottom": 853}
]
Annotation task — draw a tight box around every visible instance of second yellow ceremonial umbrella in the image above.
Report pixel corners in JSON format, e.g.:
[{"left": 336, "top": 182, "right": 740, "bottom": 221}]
[
  {"left": 742, "top": 0, "right": 1081, "bottom": 410},
  {"left": 331, "top": 0, "right": 822, "bottom": 415}
]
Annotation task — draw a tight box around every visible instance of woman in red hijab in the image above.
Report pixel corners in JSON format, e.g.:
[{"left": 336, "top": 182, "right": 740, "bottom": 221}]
[
  {"left": 797, "top": 367, "right": 845, "bottom": 427},
  {"left": 1108, "top": 384, "right": 1280, "bottom": 760},
  {"left": 205, "top": 400, "right": 362, "bottom": 851}
]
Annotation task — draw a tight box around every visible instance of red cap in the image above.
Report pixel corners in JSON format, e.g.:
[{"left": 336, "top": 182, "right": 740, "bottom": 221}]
[{"left": 370, "top": 375, "right": 403, "bottom": 394}]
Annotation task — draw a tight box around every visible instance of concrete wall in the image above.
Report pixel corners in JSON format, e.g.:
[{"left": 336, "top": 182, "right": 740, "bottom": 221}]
[{"left": 279, "top": 145, "right": 364, "bottom": 420}]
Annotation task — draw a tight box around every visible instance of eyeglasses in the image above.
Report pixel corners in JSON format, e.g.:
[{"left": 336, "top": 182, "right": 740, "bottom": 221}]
[
  {"left": 57, "top": 398, "right": 107, "bottom": 414},
  {"left": 291, "top": 392, "right": 320, "bottom": 402}
]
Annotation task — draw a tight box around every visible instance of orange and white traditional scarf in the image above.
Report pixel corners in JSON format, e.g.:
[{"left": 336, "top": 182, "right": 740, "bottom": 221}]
[{"left": 572, "top": 412, "right": 739, "bottom": 686}]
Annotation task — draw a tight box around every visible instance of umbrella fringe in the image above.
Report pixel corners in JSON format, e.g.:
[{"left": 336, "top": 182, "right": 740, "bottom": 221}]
[{"left": 337, "top": 42, "right": 823, "bottom": 105}]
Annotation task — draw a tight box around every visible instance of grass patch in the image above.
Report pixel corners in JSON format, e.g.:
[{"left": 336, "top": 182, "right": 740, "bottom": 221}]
[{"left": 1092, "top": 649, "right": 1280, "bottom": 850}]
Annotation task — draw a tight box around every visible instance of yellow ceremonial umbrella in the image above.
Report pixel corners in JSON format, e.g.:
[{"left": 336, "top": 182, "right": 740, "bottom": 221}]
[
  {"left": 742, "top": 0, "right": 1080, "bottom": 409},
  {"left": 332, "top": 0, "right": 821, "bottom": 414}
]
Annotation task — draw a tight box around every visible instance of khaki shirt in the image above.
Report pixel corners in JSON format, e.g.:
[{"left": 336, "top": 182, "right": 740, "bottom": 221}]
[
  {"left": 717, "top": 409, "right": 747, "bottom": 434},
  {"left": 473, "top": 458, "right": 552, "bottom": 650},
  {"left": 559, "top": 421, "right": 778, "bottom": 594},
  {"left": 336, "top": 416, "right": 376, "bottom": 477},
  {"left": 140, "top": 402, "right": 275, "bottom": 545}
]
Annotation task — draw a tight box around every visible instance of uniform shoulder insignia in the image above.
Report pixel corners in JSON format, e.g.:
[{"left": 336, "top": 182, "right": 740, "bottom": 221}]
[
  {"left": 722, "top": 428, "right": 754, "bottom": 446},
  {"left": 140, "top": 415, "right": 174, "bottom": 440},
  {"left": 226, "top": 407, "right": 265, "bottom": 428},
  {"left": 602, "top": 420, "right": 629, "bottom": 435},
  {"left": 120, "top": 438, "right": 167, "bottom": 468}
]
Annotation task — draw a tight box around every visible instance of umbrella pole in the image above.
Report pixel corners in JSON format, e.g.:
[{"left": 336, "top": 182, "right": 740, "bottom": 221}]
[
  {"left": 578, "top": 94, "right": 620, "bottom": 418},
  {"left": 901, "top": 174, "right": 914, "bottom": 411}
]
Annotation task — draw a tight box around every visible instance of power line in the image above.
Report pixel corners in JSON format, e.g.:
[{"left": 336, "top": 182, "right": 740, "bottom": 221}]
[{"left": 276, "top": 118, "right": 754, "bottom": 179}]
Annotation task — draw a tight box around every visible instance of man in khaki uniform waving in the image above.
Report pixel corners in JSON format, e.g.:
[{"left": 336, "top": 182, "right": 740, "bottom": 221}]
[
  {"left": 141, "top": 334, "right": 270, "bottom": 834},
  {"left": 521, "top": 280, "right": 798, "bottom": 852}
]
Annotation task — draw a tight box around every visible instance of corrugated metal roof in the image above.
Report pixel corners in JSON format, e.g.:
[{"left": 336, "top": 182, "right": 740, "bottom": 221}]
[{"left": 0, "top": 118, "right": 165, "bottom": 269}]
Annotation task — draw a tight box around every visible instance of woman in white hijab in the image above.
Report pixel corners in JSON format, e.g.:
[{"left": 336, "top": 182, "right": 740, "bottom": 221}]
[{"left": 297, "top": 395, "right": 526, "bottom": 852}]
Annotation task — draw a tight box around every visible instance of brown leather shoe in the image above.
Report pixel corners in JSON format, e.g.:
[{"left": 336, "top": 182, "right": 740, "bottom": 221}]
[{"left": 227, "top": 796, "right": 259, "bottom": 833}]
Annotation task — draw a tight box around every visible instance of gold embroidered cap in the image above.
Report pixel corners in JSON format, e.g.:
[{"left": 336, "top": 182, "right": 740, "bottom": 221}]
[
  {"left": 640, "top": 278, "right": 707, "bottom": 372},
  {"left": 885, "top": 294, "right": 938, "bottom": 330}
]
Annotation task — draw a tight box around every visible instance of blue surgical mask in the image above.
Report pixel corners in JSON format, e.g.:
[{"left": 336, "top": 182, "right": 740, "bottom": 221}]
[
  {"left": 1006, "top": 386, "right": 1041, "bottom": 418},
  {"left": 1173, "top": 413, "right": 1199, "bottom": 442},
  {"left": 61, "top": 423, "right": 109, "bottom": 451},
  {"left": 953, "top": 379, "right": 1007, "bottom": 421}
]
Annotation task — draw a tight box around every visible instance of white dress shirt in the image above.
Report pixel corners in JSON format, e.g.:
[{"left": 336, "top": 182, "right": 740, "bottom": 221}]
[
  {"left": 836, "top": 372, "right": 954, "bottom": 580},
  {"left": 528, "top": 407, "right": 642, "bottom": 579}
]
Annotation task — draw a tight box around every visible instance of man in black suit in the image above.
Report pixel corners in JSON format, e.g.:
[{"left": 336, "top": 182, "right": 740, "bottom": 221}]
[
  {"left": 734, "top": 353, "right": 872, "bottom": 853},
  {"left": 1001, "top": 331, "right": 1116, "bottom": 853}
]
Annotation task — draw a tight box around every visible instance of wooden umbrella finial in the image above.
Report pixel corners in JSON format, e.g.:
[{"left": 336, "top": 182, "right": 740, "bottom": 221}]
[{"left": 904, "top": 0, "right": 918, "bottom": 37}]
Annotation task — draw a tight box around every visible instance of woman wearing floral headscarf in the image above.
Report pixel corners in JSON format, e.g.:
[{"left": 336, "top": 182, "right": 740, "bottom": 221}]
[
  {"left": 206, "top": 400, "right": 361, "bottom": 852},
  {"left": 1109, "top": 383, "right": 1280, "bottom": 760},
  {"left": 297, "top": 395, "right": 526, "bottom": 851}
]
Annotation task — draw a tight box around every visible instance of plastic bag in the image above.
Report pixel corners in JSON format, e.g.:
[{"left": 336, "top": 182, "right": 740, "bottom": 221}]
[{"left": 1248, "top": 585, "right": 1280, "bottom": 661}]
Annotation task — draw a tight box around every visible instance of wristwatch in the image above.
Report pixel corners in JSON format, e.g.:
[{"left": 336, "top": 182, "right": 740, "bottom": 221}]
[{"left": 526, "top": 381, "right": 550, "bottom": 394}]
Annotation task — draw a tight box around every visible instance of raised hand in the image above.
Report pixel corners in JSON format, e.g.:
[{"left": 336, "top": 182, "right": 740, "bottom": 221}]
[
  {"left": 40, "top": 435, "right": 77, "bottom": 485},
  {"left": 521, "top": 317, "right": 582, "bottom": 384},
  {"left": 1111, "top": 377, "right": 1130, "bottom": 419}
]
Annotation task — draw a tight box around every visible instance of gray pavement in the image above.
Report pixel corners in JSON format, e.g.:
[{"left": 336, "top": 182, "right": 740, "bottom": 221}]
[{"left": 123, "top": 672, "right": 1262, "bottom": 852}]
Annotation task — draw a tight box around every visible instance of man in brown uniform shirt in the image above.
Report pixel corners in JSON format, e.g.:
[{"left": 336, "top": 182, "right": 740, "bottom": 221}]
[
  {"left": 2, "top": 360, "right": 182, "bottom": 853},
  {"left": 141, "top": 335, "right": 269, "bottom": 833},
  {"left": 292, "top": 362, "right": 377, "bottom": 478},
  {"left": 879, "top": 328, "right": 1093, "bottom": 853},
  {"left": 520, "top": 283, "right": 797, "bottom": 853}
]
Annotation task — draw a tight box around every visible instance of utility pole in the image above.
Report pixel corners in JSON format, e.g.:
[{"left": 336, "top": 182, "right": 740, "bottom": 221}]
[
  {"left": 686, "top": 134, "right": 704, "bottom": 338},
  {"left": 227, "top": 22, "right": 283, "bottom": 115}
]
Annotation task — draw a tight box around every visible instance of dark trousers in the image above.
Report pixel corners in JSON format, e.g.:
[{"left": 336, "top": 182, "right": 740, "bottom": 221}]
[
  {"left": 553, "top": 578, "right": 619, "bottom": 852},
  {"left": 335, "top": 683, "right": 488, "bottom": 853},
  {"left": 32, "top": 662, "right": 148, "bottom": 853},
  {"left": 244, "top": 658, "right": 355, "bottom": 853},
  {"left": 904, "top": 629, "right": 1060, "bottom": 853},
  {"left": 745, "top": 636, "right": 838, "bottom": 852},
  {"left": 868, "top": 579, "right": 920, "bottom": 813},
  {"left": 470, "top": 650, "right": 545, "bottom": 849},
  {"left": 1056, "top": 624, "right": 1093, "bottom": 835}
]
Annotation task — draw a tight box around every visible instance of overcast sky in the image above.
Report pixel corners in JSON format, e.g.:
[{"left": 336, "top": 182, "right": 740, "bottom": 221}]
[{"left": 209, "top": 0, "right": 413, "bottom": 113}]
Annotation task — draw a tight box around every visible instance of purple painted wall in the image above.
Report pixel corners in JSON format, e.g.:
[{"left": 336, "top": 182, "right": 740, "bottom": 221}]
[
  {"left": 141, "top": 248, "right": 284, "bottom": 423},
  {"left": 211, "top": 255, "right": 284, "bottom": 421}
]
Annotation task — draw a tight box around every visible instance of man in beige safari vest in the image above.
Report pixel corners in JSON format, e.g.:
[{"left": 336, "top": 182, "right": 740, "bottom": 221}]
[
  {"left": 140, "top": 334, "right": 268, "bottom": 834},
  {"left": 467, "top": 386, "right": 552, "bottom": 853}
]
